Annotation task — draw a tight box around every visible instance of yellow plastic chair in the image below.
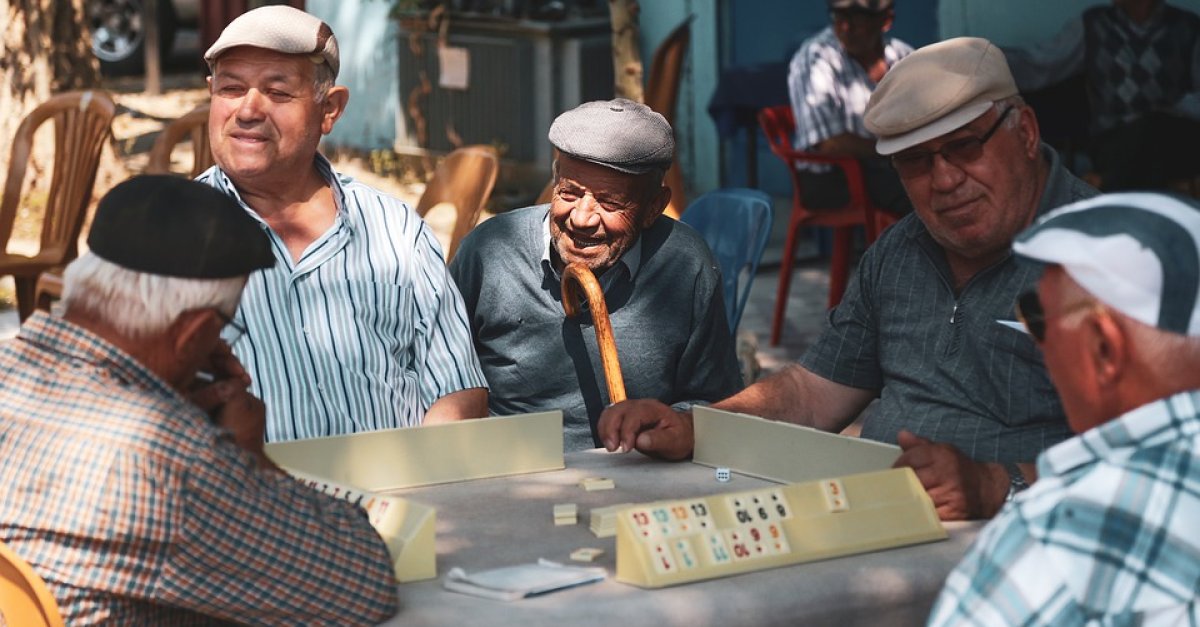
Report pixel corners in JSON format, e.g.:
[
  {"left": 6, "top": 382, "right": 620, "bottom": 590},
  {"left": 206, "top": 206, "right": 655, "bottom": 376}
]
[
  {"left": 416, "top": 145, "right": 499, "bottom": 262},
  {"left": 0, "top": 90, "right": 116, "bottom": 321},
  {"left": 0, "top": 541, "right": 64, "bottom": 627}
]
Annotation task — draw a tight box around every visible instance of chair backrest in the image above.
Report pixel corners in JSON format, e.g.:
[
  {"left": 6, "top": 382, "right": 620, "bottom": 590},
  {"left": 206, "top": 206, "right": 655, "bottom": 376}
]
[
  {"left": 644, "top": 17, "right": 692, "bottom": 127},
  {"left": 679, "top": 188, "right": 774, "bottom": 332},
  {"left": 0, "top": 541, "right": 64, "bottom": 627},
  {"left": 0, "top": 90, "right": 116, "bottom": 265},
  {"left": 416, "top": 145, "right": 499, "bottom": 261},
  {"left": 145, "top": 103, "right": 213, "bottom": 178}
]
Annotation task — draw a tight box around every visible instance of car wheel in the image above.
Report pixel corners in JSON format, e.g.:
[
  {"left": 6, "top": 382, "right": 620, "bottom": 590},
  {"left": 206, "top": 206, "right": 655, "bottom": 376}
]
[{"left": 87, "top": 0, "right": 177, "bottom": 76}]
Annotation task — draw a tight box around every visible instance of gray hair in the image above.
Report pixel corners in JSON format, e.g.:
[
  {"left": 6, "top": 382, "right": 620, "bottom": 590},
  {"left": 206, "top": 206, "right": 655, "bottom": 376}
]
[
  {"left": 994, "top": 95, "right": 1026, "bottom": 131},
  {"left": 62, "top": 253, "right": 246, "bottom": 340}
]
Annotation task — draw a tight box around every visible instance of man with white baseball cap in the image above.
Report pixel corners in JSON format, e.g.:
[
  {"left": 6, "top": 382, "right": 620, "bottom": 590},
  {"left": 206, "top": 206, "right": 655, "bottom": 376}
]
[
  {"left": 600, "top": 37, "right": 1098, "bottom": 522},
  {"left": 197, "top": 5, "right": 488, "bottom": 441},
  {"left": 931, "top": 192, "right": 1200, "bottom": 624}
]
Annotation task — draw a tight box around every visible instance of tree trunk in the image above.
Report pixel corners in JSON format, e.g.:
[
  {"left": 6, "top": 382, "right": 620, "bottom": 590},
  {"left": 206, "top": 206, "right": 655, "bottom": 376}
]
[
  {"left": 0, "top": 0, "right": 101, "bottom": 178},
  {"left": 608, "top": 0, "right": 643, "bottom": 102}
]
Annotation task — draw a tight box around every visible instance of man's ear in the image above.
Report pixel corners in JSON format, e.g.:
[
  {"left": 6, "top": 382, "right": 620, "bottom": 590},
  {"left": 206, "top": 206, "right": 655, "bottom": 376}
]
[
  {"left": 1087, "top": 309, "right": 1128, "bottom": 389},
  {"left": 171, "top": 309, "right": 220, "bottom": 358},
  {"left": 881, "top": 10, "right": 895, "bottom": 32},
  {"left": 1016, "top": 106, "right": 1042, "bottom": 160},
  {"left": 320, "top": 86, "right": 350, "bottom": 135},
  {"left": 641, "top": 183, "right": 671, "bottom": 228}
]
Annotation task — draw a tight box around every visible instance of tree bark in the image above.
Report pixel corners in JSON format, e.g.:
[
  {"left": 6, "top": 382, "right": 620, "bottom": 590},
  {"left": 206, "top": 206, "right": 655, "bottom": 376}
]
[
  {"left": 0, "top": 0, "right": 101, "bottom": 178},
  {"left": 608, "top": 0, "right": 643, "bottom": 102}
]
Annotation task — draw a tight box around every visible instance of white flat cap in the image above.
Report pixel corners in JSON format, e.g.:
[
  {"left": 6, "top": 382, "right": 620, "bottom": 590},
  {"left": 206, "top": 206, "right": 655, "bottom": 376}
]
[
  {"left": 204, "top": 5, "right": 339, "bottom": 79},
  {"left": 1014, "top": 192, "right": 1200, "bottom": 337}
]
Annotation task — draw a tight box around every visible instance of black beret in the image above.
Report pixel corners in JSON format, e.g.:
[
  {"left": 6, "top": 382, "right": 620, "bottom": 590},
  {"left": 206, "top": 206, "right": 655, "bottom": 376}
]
[{"left": 87, "top": 175, "right": 274, "bottom": 278}]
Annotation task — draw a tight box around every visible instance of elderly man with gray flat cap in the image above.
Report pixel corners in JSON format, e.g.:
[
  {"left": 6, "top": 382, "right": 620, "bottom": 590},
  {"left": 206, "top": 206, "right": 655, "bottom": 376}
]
[
  {"left": 450, "top": 99, "right": 743, "bottom": 452},
  {"left": 197, "top": 5, "right": 488, "bottom": 442},
  {"left": 931, "top": 192, "right": 1200, "bottom": 625},
  {"left": 600, "top": 37, "right": 1098, "bottom": 521},
  {"left": 0, "top": 176, "right": 399, "bottom": 624}
]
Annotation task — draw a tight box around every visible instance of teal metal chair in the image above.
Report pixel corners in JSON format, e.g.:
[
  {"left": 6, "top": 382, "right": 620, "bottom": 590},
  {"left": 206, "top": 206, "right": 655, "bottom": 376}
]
[{"left": 679, "top": 188, "right": 774, "bottom": 332}]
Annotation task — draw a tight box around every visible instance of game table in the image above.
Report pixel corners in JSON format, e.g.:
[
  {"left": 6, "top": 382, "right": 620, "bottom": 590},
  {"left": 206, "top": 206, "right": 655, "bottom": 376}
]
[{"left": 377, "top": 449, "right": 983, "bottom": 627}]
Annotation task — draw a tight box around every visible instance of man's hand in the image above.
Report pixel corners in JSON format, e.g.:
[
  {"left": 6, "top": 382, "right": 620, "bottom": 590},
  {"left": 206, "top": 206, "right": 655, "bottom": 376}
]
[
  {"left": 596, "top": 399, "right": 694, "bottom": 461},
  {"left": 187, "top": 340, "right": 252, "bottom": 413},
  {"left": 893, "top": 430, "right": 1009, "bottom": 520}
]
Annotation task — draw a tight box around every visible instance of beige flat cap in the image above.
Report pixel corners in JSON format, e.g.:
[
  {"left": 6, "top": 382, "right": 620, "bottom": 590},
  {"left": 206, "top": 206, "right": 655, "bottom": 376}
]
[
  {"left": 204, "top": 5, "right": 339, "bottom": 79},
  {"left": 865, "top": 37, "right": 1017, "bottom": 155}
]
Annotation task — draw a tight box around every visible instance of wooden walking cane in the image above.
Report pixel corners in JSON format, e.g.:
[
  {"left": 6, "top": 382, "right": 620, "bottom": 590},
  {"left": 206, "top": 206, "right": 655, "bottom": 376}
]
[{"left": 561, "top": 262, "right": 627, "bottom": 404}]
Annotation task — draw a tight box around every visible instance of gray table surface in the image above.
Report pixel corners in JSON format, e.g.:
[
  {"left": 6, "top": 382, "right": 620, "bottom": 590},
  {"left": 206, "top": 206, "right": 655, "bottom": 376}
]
[{"left": 379, "top": 450, "right": 982, "bottom": 627}]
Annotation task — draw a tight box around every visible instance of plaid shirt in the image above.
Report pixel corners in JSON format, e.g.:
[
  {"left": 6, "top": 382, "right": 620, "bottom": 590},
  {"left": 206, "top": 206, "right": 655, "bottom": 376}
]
[
  {"left": 787, "top": 26, "right": 912, "bottom": 155},
  {"left": 0, "top": 313, "right": 399, "bottom": 625},
  {"left": 929, "top": 390, "right": 1200, "bottom": 626}
]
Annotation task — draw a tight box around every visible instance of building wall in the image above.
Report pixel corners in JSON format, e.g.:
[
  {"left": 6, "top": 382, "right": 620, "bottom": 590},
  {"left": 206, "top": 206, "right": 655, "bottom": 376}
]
[{"left": 940, "top": 0, "right": 1200, "bottom": 44}]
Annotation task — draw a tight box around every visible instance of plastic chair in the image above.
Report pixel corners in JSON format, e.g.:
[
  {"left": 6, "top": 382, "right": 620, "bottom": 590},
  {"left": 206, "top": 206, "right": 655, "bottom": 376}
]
[
  {"left": 644, "top": 16, "right": 693, "bottom": 220},
  {"left": 0, "top": 90, "right": 116, "bottom": 321},
  {"left": 758, "top": 104, "right": 889, "bottom": 346},
  {"left": 416, "top": 145, "right": 499, "bottom": 262},
  {"left": 0, "top": 541, "right": 64, "bottom": 627},
  {"left": 680, "top": 188, "right": 773, "bottom": 333},
  {"left": 145, "top": 103, "right": 213, "bottom": 178}
]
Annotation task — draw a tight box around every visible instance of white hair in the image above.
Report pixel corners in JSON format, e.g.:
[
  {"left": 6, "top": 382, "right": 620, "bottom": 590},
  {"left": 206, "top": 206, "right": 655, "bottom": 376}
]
[{"left": 62, "top": 253, "right": 246, "bottom": 340}]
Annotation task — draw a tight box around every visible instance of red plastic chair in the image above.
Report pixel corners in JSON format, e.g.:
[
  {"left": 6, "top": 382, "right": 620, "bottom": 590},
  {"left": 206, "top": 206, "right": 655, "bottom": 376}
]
[{"left": 757, "top": 105, "right": 895, "bottom": 346}]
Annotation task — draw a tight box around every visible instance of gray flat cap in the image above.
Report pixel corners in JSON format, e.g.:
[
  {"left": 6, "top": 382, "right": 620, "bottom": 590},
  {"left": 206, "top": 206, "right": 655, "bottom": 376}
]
[
  {"left": 204, "top": 5, "right": 339, "bottom": 79},
  {"left": 548, "top": 99, "right": 674, "bottom": 175},
  {"left": 88, "top": 175, "right": 274, "bottom": 279}
]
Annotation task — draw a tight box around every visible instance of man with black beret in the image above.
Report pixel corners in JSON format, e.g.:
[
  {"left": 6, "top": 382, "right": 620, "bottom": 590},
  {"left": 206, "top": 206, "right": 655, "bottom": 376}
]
[
  {"left": 0, "top": 176, "right": 399, "bottom": 623},
  {"left": 450, "top": 98, "right": 743, "bottom": 451},
  {"left": 787, "top": 0, "right": 913, "bottom": 214},
  {"left": 199, "top": 5, "right": 488, "bottom": 441}
]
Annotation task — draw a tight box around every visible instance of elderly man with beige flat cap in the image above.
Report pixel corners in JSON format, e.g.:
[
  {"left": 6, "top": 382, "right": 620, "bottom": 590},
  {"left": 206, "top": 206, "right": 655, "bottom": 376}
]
[
  {"left": 600, "top": 37, "right": 1097, "bottom": 521},
  {"left": 197, "top": 6, "right": 488, "bottom": 442}
]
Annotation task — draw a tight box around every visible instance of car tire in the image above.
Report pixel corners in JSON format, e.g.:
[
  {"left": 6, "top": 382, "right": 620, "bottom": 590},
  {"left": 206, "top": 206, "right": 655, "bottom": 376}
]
[{"left": 87, "top": 0, "right": 177, "bottom": 76}]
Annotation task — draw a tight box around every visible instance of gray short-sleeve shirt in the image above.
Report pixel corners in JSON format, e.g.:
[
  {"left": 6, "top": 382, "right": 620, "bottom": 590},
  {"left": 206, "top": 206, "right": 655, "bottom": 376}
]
[{"left": 799, "top": 145, "right": 1097, "bottom": 463}]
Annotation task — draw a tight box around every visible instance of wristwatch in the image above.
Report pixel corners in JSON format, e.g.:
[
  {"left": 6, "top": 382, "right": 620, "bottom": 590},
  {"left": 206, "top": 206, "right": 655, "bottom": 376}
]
[{"left": 1003, "top": 462, "right": 1029, "bottom": 502}]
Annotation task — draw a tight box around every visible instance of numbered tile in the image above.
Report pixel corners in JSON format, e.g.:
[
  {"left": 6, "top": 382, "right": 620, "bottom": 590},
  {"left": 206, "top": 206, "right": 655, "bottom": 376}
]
[
  {"left": 821, "top": 479, "right": 850, "bottom": 513},
  {"left": 706, "top": 532, "right": 732, "bottom": 564},
  {"left": 768, "top": 489, "right": 791, "bottom": 520},
  {"left": 650, "top": 541, "right": 677, "bottom": 575},
  {"left": 673, "top": 538, "right": 698, "bottom": 570},
  {"left": 629, "top": 509, "right": 658, "bottom": 539}
]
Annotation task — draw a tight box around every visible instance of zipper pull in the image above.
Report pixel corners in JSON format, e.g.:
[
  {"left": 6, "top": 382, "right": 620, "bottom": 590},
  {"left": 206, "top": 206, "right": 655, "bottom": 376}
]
[{"left": 949, "top": 303, "right": 958, "bottom": 324}]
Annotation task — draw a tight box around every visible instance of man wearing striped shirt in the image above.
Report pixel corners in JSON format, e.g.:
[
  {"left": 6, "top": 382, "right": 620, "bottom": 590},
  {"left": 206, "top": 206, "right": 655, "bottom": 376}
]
[
  {"left": 787, "top": 0, "right": 913, "bottom": 214},
  {"left": 0, "top": 176, "right": 399, "bottom": 624},
  {"left": 198, "top": 6, "right": 488, "bottom": 441},
  {"left": 931, "top": 194, "right": 1200, "bottom": 625}
]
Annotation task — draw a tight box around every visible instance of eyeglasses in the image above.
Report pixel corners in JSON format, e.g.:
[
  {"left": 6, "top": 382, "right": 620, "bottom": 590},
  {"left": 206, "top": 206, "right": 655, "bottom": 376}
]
[
  {"left": 215, "top": 310, "right": 247, "bottom": 347},
  {"left": 1014, "top": 289, "right": 1105, "bottom": 343},
  {"left": 890, "top": 106, "right": 1015, "bottom": 179}
]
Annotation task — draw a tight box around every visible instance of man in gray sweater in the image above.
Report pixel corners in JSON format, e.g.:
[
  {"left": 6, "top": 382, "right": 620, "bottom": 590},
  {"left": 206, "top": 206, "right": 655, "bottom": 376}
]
[{"left": 450, "top": 99, "right": 743, "bottom": 451}]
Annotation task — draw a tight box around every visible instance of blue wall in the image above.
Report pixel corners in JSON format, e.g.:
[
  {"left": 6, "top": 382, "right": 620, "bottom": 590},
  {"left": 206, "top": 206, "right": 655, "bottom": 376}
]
[{"left": 940, "top": 0, "right": 1200, "bottom": 44}]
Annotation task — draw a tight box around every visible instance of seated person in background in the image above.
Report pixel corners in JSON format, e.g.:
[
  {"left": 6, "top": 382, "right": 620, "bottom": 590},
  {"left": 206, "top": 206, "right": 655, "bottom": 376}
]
[
  {"left": 600, "top": 38, "right": 1098, "bottom": 520},
  {"left": 1004, "top": 0, "right": 1200, "bottom": 191},
  {"left": 199, "top": 5, "right": 488, "bottom": 440},
  {"left": 450, "top": 99, "right": 743, "bottom": 451},
  {"left": 788, "top": 0, "right": 913, "bottom": 215},
  {"left": 931, "top": 192, "right": 1200, "bottom": 625},
  {"left": 0, "top": 176, "right": 398, "bottom": 624}
]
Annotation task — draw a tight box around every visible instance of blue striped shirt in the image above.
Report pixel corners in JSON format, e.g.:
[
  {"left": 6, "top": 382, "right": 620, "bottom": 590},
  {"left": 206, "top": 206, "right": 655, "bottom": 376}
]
[
  {"left": 787, "top": 26, "right": 912, "bottom": 154},
  {"left": 929, "top": 390, "right": 1200, "bottom": 626},
  {"left": 197, "top": 156, "right": 487, "bottom": 441}
]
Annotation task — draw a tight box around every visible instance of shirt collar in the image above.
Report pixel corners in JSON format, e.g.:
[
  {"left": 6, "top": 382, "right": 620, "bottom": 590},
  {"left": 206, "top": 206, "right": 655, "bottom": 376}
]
[
  {"left": 17, "top": 312, "right": 184, "bottom": 403},
  {"left": 1038, "top": 389, "right": 1200, "bottom": 478},
  {"left": 539, "top": 209, "right": 645, "bottom": 285},
  {"left": 215, "top": 153, "right": 353, "bottom": 236}
]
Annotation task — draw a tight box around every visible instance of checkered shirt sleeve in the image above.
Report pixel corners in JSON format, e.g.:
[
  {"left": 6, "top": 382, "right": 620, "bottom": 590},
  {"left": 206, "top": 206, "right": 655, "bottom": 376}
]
[{"left": 929, "top": 391, "right": 1200, "bottom": 626}]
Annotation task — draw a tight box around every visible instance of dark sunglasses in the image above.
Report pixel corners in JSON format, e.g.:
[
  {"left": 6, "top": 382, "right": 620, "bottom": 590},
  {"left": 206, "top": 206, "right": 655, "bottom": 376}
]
[
  {"left": 1015, "top": 290, "right": 1045, "bottom": 342},
  {"left": 891, "top": 106, "right": 1015, "bottom": 179}
]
